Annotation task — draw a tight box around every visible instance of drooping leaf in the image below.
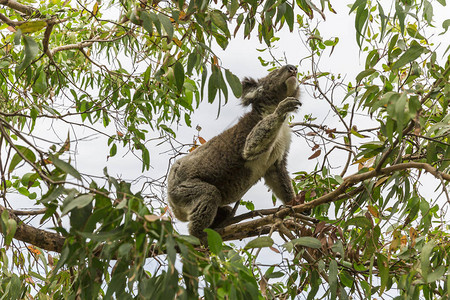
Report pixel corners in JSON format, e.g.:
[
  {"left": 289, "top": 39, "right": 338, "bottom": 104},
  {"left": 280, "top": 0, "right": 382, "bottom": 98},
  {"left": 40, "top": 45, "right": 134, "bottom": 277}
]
[
  {"left": 173, "top": 61, "right": 184, "bottom": 92},
  {"left": 391, "top": 41, "right": 425, "bottom": 70},
  {"left": 204, "top": 228, "right": 222, "bottom": 254},
  {"left": 421, "top": 241, "right": 436, "bottom": 282},
  {"left": 356, "top": 68, "right": 376, "bottom": 82},
  {"left": 345, "top": 216, "right": 372, "bottom": 229},
  {"left": 244, "top": 236, "right": 274, "bottom": 249},
  {"left": 354, "top": 6, "right": 368, "bottom": 48},
  {"left": 329, "top": 260, "right": 338, "bottom": 299},
  {"left": 17, "top": 21, "right": 46, "bottom": 33},
  {"left": 158, "top": 13, "right": 173, "bottom": 40},
  {"left": 225, "top": 69, "right": 242, "bottom": 98},
  {"left": 288, "top": 237, "right": 322, "bottom": 249},
  {"left": 49, "top": 154, "right": 82, "bottom": 180},
  {"left": 140, "top": 11, "right": 154, "bottom": 34},
  {"left": 8, "top": 146, "right": 36, "bottom": 173},
  {"left": 16, "top": 35, "right": 39, "bottom": 73},
  {"left": 62, "top": 193, "right": 94, "bottom": 215},
  {"left": 210, "top": 10, "right": 230, "bottom": 37},
  {"left": 376, "top": 253, "right": 389, "bottom": 293},
  {"left": 33, "top": 71, "right": 47, "bottom": 94}
]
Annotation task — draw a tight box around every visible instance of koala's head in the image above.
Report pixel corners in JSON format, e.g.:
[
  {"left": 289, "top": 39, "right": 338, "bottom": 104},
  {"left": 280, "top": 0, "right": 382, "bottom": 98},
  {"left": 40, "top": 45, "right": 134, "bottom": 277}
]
[{"left": 241, "top": 65, "right": 300, "bottom": 110}]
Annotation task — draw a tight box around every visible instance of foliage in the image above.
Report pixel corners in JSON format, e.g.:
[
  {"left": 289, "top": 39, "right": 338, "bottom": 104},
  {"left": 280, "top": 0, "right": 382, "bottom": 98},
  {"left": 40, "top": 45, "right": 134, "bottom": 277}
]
[{"left": 0, "top": 0, "right": 449, "bottom": 299}]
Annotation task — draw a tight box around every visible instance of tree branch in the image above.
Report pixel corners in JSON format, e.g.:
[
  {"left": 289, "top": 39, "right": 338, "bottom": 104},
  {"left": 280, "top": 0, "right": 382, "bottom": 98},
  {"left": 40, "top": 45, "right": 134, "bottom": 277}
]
[
  {"left": 0, "top": 205, "right": 64, "bottom": 252},
  {"left": 11, "top": 208, "right": 47, "bottom": 215},
  {"left": 218, "top": 162, "right": 449, "bottom": 239},
  {"left": 0, "top": 0, "right": 39, "bottom": 16},
  {"left": 0, "top": 11, "right": 20, "bottom": 26}
]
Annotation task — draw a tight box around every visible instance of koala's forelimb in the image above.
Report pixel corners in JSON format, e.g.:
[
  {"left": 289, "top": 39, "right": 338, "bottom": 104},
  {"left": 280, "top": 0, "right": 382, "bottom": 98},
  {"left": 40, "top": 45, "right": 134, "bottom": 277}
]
[{"left": 243, "top": 97, "right": 300, "bottom": 161}]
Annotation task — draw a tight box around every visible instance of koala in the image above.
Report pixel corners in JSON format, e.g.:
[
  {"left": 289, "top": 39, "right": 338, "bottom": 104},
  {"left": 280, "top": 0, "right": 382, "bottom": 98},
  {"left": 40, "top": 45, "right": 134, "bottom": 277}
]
[{"left": 167, "top": 65, "right": 301, "bottom": 243}]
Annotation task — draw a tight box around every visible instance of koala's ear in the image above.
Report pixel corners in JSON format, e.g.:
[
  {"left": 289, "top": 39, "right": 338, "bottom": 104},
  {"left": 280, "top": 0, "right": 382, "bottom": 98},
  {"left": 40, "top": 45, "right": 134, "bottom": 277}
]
[{"left": 241, "top": 77, "right": 259, "bottom": 106}]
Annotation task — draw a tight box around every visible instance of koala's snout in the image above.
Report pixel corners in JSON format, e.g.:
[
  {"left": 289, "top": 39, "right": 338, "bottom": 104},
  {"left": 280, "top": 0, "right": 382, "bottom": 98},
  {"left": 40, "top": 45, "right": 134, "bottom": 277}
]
[{"left": 286, "top": 65, "right": 297, "bottom": 75}]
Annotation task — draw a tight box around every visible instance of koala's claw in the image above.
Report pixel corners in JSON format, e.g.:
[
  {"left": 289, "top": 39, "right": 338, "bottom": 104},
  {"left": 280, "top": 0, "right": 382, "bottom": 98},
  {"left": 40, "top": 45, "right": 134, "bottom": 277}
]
[{"left": 276, "top": 97, "right": 301, "bottom": 117}]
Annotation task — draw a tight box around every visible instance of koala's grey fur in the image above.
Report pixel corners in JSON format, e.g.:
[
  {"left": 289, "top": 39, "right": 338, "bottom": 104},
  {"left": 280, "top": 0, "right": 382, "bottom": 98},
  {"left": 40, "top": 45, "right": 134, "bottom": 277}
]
[{"left": 167, "top": 65, "right": 301, "bottom": 243}]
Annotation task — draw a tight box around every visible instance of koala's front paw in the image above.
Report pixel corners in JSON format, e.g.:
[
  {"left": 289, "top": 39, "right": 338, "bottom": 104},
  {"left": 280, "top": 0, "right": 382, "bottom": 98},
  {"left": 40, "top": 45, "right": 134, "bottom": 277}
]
[{"left": 275, "top": 97, "right": 301, "bottom": 117}]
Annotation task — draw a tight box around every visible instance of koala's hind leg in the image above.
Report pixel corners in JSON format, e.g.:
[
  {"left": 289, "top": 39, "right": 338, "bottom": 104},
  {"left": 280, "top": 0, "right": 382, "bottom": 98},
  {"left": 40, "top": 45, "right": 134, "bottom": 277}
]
[
  {"left": 210, "top": 205, "right": 235, "bottom": 228},
  {"left": 170, "top": 179, "right": 222, "bottom": 243}
]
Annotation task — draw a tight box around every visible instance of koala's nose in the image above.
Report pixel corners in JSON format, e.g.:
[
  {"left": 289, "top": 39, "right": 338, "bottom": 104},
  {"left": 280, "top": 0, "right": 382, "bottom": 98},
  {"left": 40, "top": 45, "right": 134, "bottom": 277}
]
[{"left": 286, "top": 65, "right": 297, "bottom": 74}]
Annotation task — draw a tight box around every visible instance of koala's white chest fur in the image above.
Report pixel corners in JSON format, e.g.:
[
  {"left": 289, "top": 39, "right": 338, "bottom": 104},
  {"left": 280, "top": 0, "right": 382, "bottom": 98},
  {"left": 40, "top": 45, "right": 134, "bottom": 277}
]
[{"left": 245, "top": 121, "right": 292, "bottom": 183}]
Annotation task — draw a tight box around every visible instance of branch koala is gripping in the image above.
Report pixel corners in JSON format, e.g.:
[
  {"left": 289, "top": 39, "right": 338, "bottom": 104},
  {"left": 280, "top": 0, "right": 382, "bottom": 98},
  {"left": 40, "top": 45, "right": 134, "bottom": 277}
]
[{"left": 167, "top": 65, "right": 301, "bottom": 243}]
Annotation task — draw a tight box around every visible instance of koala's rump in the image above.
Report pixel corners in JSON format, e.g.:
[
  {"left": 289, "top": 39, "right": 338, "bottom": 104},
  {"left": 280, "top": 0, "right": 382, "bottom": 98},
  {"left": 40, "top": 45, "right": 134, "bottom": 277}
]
[{"left": 168, "top": 113, "right": 261, "bottom": 206}]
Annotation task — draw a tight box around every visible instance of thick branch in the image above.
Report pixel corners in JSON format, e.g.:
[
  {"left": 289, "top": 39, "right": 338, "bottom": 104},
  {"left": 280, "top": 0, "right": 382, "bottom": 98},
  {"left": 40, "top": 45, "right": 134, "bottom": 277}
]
[
  {"left": 0, "top": 205, "right": 64, "bottom": 252},
  {"left": 0, "top": 0, "right": 38, "bottom": 16},
  {"left": 0, "top": 11, "right": 19, "bottom": 26},
  {"left": 50, "top": 41, "right": 95, "bottom": 55},
  {"left": 217, "top": 162, "right": 449, "bottom": 239},
  {"left": 11, "top": 208, "right": 47, "bottom": 215}
]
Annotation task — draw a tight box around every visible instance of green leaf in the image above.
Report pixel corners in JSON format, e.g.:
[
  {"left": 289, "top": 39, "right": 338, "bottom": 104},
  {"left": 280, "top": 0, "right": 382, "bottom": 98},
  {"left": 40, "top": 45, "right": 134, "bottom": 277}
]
[
  {"left": 441, "top": 19, "right": 450, "bottom": 35},
  {"left": 244, "top": 236, "right": 274, "bottom": 249},
  {"left": 356, "top": 68, "right": 376, "bottom": 82},
  {"left": 141, "top": 147, "right": 150, "bottom": 171},
  {"left": 228, "top": 0, "right": 239, "bottom": 18},
  {"left": 17, "top": 20, "right": 46, "bottom": 33},
  {"left": 110, "top": 143, "right": 117, "bottom": 157},
  {"left": 420, "top": 241, "right": 435, "bottom": 282},
  {"left": 8, "top": 145, "right": 36, "bottom": 173},
  {"left": 376, "top": 253, "right": 389, "bottom": 293},
  {"left": 49, "top": 154, "right": 82, "bottom": 180},
  {"left": 349, "top": 0, "right": 367, "bottom": 13},
  {"left": 2, "top": 212, "right": 17, "bottom": 246},
  {"left": 296, "top": 0, "right": 313, "bottom": 18},
  {"left": 33, "top": 71, "right": 47, "bottom": 94},
  {"left": 355, "top": 6, "right": 368, "bottom": 48},
  {"left": 174, "top": 61, "right": 184, "bottom": 92},
  {"left": 391, "top": 41, "right": 425, "bottom": 70},
  {"left": 378, "top": 3, "right": 387, "bottom": 41},
  {"left": 426, "top": 265, "right": 445, "bottom": 283},
  {"left": 225, "top": 69, "right": 242, "bottom": 98},
  {"left": 289, "top": 237, "right": 322, "bottom": 249},
  {"left": 158, "top": 13, "right": 173, "bottom": 40},
  {"left": 284, "top": 3, "right": 294, "bottom": 31},
  {"left": 345, "top": 216, "right": 372, "bottom": 229},
  {"left": 266, "top": 271, "right": 284, "bottom": 279},
  {"left": 423, "top": 0, "right": 433, "bottom": 25},
  {"left": 16, "top": 35, "right": 39, "bottom": 73},
  {"left": 208, "top": 68, "right": 219, "bottom": 103},
  {"left": 339, "top": 271, "right": 354, "bottom": 288},
  {"left": 210, "top": 10, "right": 230, "bottom": 37},
  {"left": 393, "top": 92, "right": 408, "bottom": 134},
  {"left": 140, "top": 11, "right": 153, "bottom": 34},
  {"left": 62, "top": 193, "right": 94, "bottom": 215},
  {"left": 40, "top": 185, "right": 64, "bottom": 204},
  {"left": 14, "top": 29, "right": 22, "bottom": 45},
  {"left": 69, "top": 201, "right": 93, "bottom": 229},
  {"left": 187, "top": 52, "right": 197, "bottom": 75},
  {"left": 148, "top": 12, "right": 161, "bottom": 36},
  {"left": 329, "top": 260, "right": 338, "bottom": 299},
  {"left": 395, "top": 2, "right": 405, "bottom": 34},
  {"left": 204, "top": 228, "right": 222, "bottom": 254}
]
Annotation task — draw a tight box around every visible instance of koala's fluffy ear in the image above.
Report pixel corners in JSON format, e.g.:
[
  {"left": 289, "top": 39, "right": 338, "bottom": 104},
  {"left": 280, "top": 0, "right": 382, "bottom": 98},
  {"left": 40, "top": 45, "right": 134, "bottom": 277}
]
[{"left": 241, "top": 77, "right": 259, "bottom": 106}]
